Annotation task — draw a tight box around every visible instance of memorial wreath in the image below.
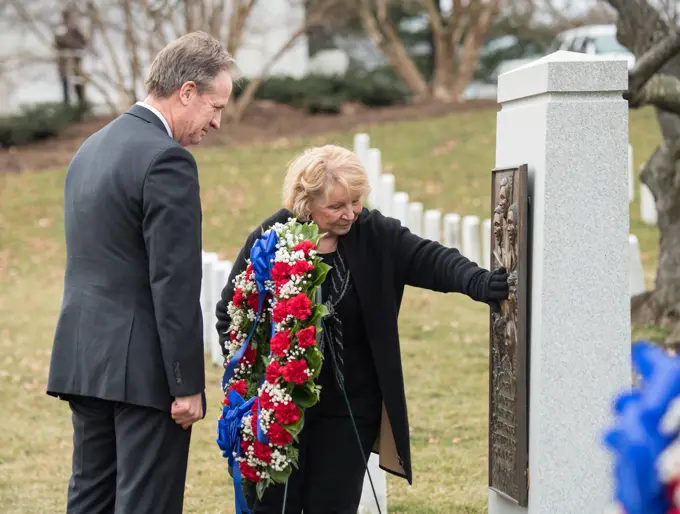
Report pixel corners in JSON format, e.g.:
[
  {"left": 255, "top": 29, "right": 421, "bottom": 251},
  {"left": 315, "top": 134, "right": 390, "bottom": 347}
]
[
  {"left": 604, "top": 341, "right": 680, "bottom": 514},
  {"left": 216, "top": 218, "right": 331, "bottom": 512}
]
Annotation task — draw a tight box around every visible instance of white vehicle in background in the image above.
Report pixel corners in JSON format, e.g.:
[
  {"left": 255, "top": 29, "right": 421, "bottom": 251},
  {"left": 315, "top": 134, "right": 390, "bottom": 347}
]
[
  {"left": 490, "top": 24, "right": 635, "bottom": 83},
  {"left": 548, "top": 24, "right": 636, "bottom": 69}
]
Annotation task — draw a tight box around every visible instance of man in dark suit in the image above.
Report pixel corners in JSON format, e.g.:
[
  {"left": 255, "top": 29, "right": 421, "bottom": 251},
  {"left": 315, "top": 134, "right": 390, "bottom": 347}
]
[{"left": 47, "top": 31, "right": 236, "bottom": 513}]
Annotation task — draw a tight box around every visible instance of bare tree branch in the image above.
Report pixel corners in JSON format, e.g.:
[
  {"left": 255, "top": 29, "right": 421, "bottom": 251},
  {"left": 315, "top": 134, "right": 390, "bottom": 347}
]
[
  {"left": 631, "top": 73, "right": 680, "bottom": 115},
  {"left": 357, "top": 0, "right": 428, "bottom": 98},
  {"left": 226, "top": 0, "right": 257, "bottom": 55},
  {"left": 230, "top": 0, "right": 344, "bottom": 121},
  {"left": 630, "top": 29, "right": 680, "bottom": 93},
  {"left": 6, "top": 0, "right": 53, "bottom": 46},
  {"left": 422, "top": 0, "right": 442, "bottom": 35}
]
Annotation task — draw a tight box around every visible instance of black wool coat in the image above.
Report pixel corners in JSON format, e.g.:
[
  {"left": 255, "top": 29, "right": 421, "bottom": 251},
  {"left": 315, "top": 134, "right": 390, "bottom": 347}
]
[{"left": 215, "top": 207, "right": 491, "bottom": 483}]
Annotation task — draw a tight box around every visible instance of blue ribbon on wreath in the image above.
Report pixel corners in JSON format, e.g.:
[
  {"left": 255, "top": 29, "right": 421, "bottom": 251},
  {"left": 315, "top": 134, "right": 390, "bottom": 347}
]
[
  {"left": 222, "top": 228, "right": 279, "bottom": 389},
  {"left": 603, "top": 341, "right": 680, "bottom": 514},
  {"left": 217, "top": 388, "right": 256, "bottom": 514},
  {"left": 219, "top": 229, "right": 278, "bottom": 512}
]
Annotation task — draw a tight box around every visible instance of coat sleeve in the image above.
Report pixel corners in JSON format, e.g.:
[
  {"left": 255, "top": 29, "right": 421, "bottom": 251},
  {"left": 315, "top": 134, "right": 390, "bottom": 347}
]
[
  {"left": 387, "top": 216, "right": 490, "bottom": 301},
  {"left": 215, "top": 227, "right": 261, "bottom": 355},
  {"left": 142, "top": 145, "right": 205, "bottom": 398}
]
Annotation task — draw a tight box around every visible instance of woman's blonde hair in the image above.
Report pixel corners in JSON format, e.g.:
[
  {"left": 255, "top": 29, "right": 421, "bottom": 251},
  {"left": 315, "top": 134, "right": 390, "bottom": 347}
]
[{"left": 282, "top": 144, "right": 370, "bottom": 218}]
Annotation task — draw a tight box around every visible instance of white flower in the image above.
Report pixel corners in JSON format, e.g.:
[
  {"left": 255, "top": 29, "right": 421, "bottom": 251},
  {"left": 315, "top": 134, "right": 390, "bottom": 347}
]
[
  {"left": 661, "top": 397, "right": 680, "bottom": 436},
  {"left": 658, "top": 438, "right": 680, "bottom": 483}
]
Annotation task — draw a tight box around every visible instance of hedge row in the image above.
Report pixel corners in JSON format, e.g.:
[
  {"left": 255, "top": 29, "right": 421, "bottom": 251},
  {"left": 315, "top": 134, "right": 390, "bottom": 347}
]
[
  {"left": 0, "top": 103, "right": 84, "bottom": 148},
  {"left": 237, "top": 68, "right": 412, "bottom": 114}
]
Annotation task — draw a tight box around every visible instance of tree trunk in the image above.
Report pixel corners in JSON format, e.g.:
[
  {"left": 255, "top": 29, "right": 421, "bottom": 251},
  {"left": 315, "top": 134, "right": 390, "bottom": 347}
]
[
  {"left": 431, "top": 30, "right": 457, "bottom": 102},
  {"left": 449, "top": 0, "right": 499, "bottom": 101},
  {"left": 428, "top": 0, "right": 499, "bottom": 103},
  {"left": 632, "top": 127, "right": 680, "bottom": 345},
  {"left": 357, "top": 0, "right": 429, "bottom": 100},
  {"left": 606, "top": 0, "right": 680, "bottom": 346}
]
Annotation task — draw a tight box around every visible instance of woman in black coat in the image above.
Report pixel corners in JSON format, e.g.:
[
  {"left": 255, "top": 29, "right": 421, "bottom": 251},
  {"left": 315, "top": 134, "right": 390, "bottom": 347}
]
[{"left": 215, "top": 144, "right": 509, "bottom": 514}]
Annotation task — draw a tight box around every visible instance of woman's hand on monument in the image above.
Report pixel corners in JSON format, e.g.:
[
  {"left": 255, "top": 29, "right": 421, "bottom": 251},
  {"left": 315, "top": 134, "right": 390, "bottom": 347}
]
[{"left": 485, "top": 267, "right": 509, "bottom": 313}]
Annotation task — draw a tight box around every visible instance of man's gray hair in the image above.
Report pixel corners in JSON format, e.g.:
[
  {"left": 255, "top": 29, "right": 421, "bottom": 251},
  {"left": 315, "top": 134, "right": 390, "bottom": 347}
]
[{"left": 145, "top": 31, "right": 239, "bottom": 98}]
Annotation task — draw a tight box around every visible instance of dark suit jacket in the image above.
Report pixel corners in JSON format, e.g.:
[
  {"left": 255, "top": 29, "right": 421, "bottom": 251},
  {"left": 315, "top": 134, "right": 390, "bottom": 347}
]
[
  {"left": 215, "top": 208, "right": 490, "bottom": 484},
  {"left": 47, "top": 104, "right": 206, "bottom": 414}
]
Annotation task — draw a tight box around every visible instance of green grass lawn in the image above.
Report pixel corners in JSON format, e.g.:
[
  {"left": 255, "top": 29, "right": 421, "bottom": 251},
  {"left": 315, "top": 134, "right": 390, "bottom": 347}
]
[{"left": 0, "top": 105, "right": 662, "bottom": 513}]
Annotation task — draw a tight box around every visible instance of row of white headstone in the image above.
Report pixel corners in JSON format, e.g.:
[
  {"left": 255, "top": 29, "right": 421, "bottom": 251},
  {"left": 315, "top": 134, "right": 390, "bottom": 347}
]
[
  {"left": 353, "top": 132, "right": 649, "bottom": 299},
  {"left": 628, "top": 144, "right": 658, "bottom": 225},
  {"left": 354, "top": 133, "right": 493, "bottom": 268}
]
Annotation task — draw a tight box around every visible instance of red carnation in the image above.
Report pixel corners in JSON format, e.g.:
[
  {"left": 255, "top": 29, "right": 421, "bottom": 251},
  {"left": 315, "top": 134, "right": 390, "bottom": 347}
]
[
  {"left": 228, "top": 379, "right": 247, "bottom": 398},
  {"left": 296, "top": 326, "right": 316, "bottom": 349},
  {"left": 265, "top": 360, "right": 283, "bottom": 383},
  {"left": 294, "top": 240, "right": 316, "bottom": 256},
  {"left": 229, "top": 331, "right": 238, "bottom": 341},
  {"left": 253, "top": 441, "right": 273, "bottom": 464},
  {"left": 291, "top": 260, "right": 314, "bottom": 276},
  {"left": 259, "top": 389, "right": 274, "bottom": 410},
  {"left": 242, "top": 345, "right": 257, "bottom": 365},
  {"left": 249, "top": 399, "right": 261, "bottom": 435},
  {"left": 247, "top": 292, "right": 260, "bottom": 312},
  {"left": 275, "top": 401, "right": 301, "bottom": 425},
  {"left": 271, "top": 262, "right": 293, "bottom": 282},
  {"left": 239, "top": 461, "right": 261, "bottom": 482},
  {"left": 240, "top": 439, "right": 252, "bottom": 455},
  {"left": 267, "top": 422, "right": 293, "bottom": 447},
  {"left": 245, "top": 263, "right": 254, "bottom": 280},
  {"left": 270, "top": 330, "right": 291, "bottom": 357},
  {"left": 287, "top": 293, "right": 312, "bottom": 320},
  {"left": 282, "top": 359, "right": 310, "bottom": 385},
  {"left": 233, "top": 288, "right": 245, "bottom": 308},
  {"left": 272, "top": 300, "right": 289, "bottom": 323}
]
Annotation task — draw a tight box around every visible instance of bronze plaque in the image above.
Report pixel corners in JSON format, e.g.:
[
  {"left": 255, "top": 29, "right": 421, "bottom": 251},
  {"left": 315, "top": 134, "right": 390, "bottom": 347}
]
[{"left": 488, "top": 164, "right": 529, "bottom": 506}]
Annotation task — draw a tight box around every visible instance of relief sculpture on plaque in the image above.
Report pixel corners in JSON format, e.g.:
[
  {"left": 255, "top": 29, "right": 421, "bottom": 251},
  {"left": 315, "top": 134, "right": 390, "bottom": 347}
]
[
  {"left": 488, "top": 165, "right": 529, "bottom": 507},
  {"left": 491, "top": 176, "right": 519, "bottom": 369}
]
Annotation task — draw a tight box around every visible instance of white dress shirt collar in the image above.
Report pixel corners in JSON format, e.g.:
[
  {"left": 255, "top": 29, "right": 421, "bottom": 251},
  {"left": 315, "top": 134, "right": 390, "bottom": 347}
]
[{"left": 135, "top": 101, "right": 173, "bottom": 138}]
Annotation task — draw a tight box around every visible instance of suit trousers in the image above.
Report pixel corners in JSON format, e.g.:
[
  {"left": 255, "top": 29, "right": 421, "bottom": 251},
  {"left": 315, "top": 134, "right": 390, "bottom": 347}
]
[
  {"left": 65, "top": 395, "right": 192, "bottom": 514},
  {"left": 248, "top": 406, "right": 381, "bottom": 514}
]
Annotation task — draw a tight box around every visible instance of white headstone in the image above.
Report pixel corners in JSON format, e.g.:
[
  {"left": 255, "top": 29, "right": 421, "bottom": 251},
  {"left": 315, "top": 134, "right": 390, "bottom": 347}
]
[
  {"left": 392, "top": 192, "right": 409, "bottom": 226},
  {"left": 212, "top": 260, "right": 233, "bottom": 366},
  {"left": 354, "top": 133, "right": 370, "bottom": 168},
  {"left": 424, "top": 209, "right": 442, "bottom": 242},
  {"left": 461, "top": 215, "right": 481, "bottom": 264},
  {"left": 443, "top": 213, "right": 461, "bottom": 248},
  {"left": 407, "top": 202, "right": 423, "bottom": 236},
  {"left": 367, "top": 149, "right": 383, "bottom": 208},
  {"left": 629, "top": 234, "right": 646, "bottom": 296},
  {"left": 482, "top": 218, "right": 492, "bottom": 270},
  {"left": 379, "top": 173, "right": 395, "bottom": 217},
  {"left": 358, "top": 453, "right": 388, "bottom": 514},
  {"left": 640, "top": 183, "right": 657, "bottom": 225},
  {"left": 490, "top": 50, "right": 630, "bottom": 513},
  {"left": 628, "top": 144, "right": 634, "bottom": 203},
  {"left": 201, "top": 252, "right": 219, "bottom": 354}
]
